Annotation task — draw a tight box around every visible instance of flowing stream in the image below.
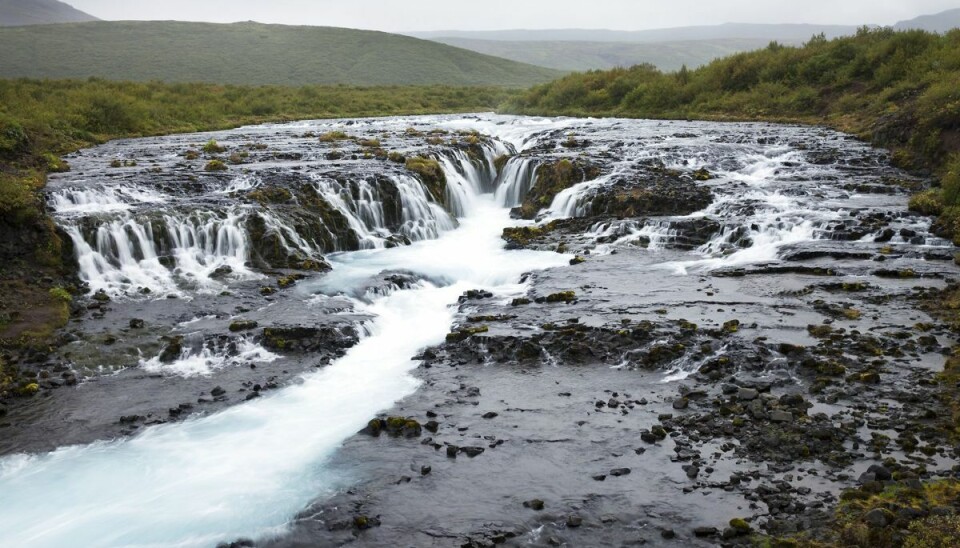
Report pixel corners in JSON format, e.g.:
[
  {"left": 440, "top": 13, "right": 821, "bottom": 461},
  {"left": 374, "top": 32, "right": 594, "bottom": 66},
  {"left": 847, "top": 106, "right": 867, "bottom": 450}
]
[
  {"left": 0, "top": 114, "right": 950, "bottom": 547},
  {"left": 0, "top": 118, "right": 567, "bottom": 547}
]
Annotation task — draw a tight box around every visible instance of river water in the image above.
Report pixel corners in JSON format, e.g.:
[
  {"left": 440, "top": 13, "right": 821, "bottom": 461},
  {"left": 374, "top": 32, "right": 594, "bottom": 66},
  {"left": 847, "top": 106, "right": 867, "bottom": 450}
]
[{"left": 0, "top": 114, "right": 951, "bottom": 547}]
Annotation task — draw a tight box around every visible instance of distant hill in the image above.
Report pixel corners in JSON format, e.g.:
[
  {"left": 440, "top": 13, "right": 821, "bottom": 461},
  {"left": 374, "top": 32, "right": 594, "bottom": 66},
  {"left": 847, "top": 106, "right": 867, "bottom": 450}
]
[
  {"left": 410, "top": 23, "right": 860, "bottom": 44},
  {"left": 413, "top": 22, "right": 861, "bottom": 72},
  {"left": 0, "top": 0, "right": 97, "bottom": 26},
  {"left": 895, "top": 8, "right": 960, "bottom": 33},
  {"left": 431, "top": 37, "right": 783, "bottom": 72},
  {"left": 0, "top": 21, "right": 564, "bottom": 87}
]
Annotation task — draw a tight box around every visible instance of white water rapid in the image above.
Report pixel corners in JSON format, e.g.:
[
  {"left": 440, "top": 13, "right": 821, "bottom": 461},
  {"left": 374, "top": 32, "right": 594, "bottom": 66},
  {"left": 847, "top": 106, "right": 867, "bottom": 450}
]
[{"left": 0, "top": 118, "right": 569, "bottom": 548}]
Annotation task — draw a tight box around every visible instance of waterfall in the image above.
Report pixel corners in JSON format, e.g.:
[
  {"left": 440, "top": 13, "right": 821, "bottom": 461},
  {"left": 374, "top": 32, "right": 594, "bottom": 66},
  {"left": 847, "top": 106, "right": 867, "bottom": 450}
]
[
  {"left": 494, "top": 157, "right": 539, "bottom": 208},
  {"left": 66, "top": 210, "right": 258, "bottom": 296}
]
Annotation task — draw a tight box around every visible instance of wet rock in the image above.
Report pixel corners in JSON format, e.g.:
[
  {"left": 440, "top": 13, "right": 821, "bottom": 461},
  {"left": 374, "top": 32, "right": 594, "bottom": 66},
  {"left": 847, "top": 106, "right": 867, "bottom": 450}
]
[
  {"left": 129, "top": 318, "right": 145, "bottom": 329},
  {"left": 211, "top": 386, "right": 226, "bottom": 397},
  {"left": 228, "top": 320, "right": 258, "bottom": 332},
  {"left": 158, "top": 336, "right": 184, "bottom": 363},
  {"left": 482, "top": 412, "right": 498, "bottom": 419},
  {"left": 610, "top": 468, "right": 631, "bottom": 477},
  {"left": 462, "top": 446, "right": 485, "bottom": 458},
  {"left": 769, "top": 410, "right": 793, "bottom": 423},
  {"left": 869, "top": 464, "right": 892, "bottom": 481},
  {"left": 566, "top": 515, "right": 583, "bottom": 528},
  {"left": 738, "top": 387, "right": 759, "bottom": 401},
  {"left": 864, "top": 508, "right": 892, "bottom": 528},
  {"left": 523, "top": 499, "right": 545, "bottom": 511},
  {"left": 693, "top": 527, "right": 718, "bottom": 537}
]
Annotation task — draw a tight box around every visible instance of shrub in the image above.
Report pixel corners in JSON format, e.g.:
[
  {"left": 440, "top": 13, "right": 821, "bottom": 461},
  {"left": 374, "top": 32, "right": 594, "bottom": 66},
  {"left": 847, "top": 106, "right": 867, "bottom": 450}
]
[
  {"left": 48, "top": 287, "right": 72, "bottom": 303},
  {"left": 905, "top": 515, "right": 960, "bottom": 548}
]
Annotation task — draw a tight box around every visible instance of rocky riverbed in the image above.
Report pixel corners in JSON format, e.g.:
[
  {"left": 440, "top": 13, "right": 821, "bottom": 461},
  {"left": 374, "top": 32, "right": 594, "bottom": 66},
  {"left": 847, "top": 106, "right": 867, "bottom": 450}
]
[{"left": 0, "top": 115, "right": 957, "bottom": 547}]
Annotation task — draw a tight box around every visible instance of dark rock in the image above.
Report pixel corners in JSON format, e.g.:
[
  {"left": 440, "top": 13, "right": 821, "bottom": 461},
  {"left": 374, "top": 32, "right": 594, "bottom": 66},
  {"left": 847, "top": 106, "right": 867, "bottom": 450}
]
[
  {"left": 523, "top": 499, "right": 545, "bottom": 511},
  {"left": 769, "top": 410, "right": 793, "bottom": 423},
  {"left": 693, "top": 527, "right": 718, "bottom": 537},
  {"left": 129, "top": 318, "right": 145, "bottom": 329},
  {"left": 610, "top": 468, "right": 631, "bottom": 477},
  {"left": 462, "top": 446, "right": 485, "bottom": 458},
  {"left": 482, "top": 412, "right": 498, "bottom": 419},
  {"left": 864, "top": 508, "right": 891, "bottom": 528},
  {"left": 566, "top": 515, "right": 583, "bottom": 528},
  {"left": 867, "top": 464, "right": 892, "bottom": 481},
  {"left": 211, "top": 386, "right": 226, "bottom": 397}
]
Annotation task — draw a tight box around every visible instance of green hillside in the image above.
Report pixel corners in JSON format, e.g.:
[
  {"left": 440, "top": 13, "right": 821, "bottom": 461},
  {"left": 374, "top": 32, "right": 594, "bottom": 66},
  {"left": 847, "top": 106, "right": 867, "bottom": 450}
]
[
  {"left": 0, "top": 21, "right": 564, "bottom": 87},
  {"left": 431, "top": 37, "right": 784, "bottom": 72}
]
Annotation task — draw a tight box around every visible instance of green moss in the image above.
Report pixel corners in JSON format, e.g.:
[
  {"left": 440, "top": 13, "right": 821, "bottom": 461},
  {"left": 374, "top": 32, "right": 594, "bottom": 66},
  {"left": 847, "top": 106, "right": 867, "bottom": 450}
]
[
  {"left": 318, "top": 131, "right": 350, "bottom": 142},
  {"left": 693, "top": 167, "right": 713, "bottom": 181},
  {"left": 446, "top": 325, "right": 489, "bottom": 342},
  {"left": 248, "top": 187, "right": 292, "bottom": 203},
  {"left": 48, "top": 287, "right": 72, "bottom": 303},
  {"left": 228, "top": 320, "right": 258, "bottom": 332},
  {"left": 404, "top": 156, "right": 447, "bottom": 202},
  {"left": 722, "top": 319, "right": 741, "bottom": 333},
  {"left": 387, "top": 151, "right": 406, "bottom": 163},
  {"left": 204, "top": 159, "right": 228, "bottom": 172},
  {"left": 545, "top": 291, "right": 576, "bottom": 303},
  {"left": 18, "top": 382, "right": 39, "bottom": 396},
  {"left": 202, "top": 139, "right": 226, "bottom": 153},
  {"left": 501, "top": 221, "right": 559, "bottom": 247},
  {"left": 517, "top": 159, "right": 602, "bottom": 219}
]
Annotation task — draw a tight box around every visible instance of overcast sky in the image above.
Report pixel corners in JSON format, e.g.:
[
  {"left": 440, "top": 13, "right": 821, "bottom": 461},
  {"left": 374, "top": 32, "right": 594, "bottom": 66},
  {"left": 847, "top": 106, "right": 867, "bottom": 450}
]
[{"left": 67, "top": 1, "right": 957, "bottom": 32}]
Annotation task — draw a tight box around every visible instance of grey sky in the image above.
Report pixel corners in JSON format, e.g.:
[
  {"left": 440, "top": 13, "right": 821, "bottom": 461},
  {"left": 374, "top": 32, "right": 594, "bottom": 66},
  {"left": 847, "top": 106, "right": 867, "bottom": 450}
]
[{"left": 67, "top": 1, "right": 958, "bottom": 32}]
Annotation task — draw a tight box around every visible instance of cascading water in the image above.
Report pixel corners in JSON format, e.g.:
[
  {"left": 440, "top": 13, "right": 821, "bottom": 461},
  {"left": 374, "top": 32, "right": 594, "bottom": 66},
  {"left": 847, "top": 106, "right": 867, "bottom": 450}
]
[
  {"left": 65, "top": 209, "right": 258, "bottom": 296},
  {"left": 3, "top": 114, "right": 947, "bottom": 548},
  {"left": 0, "top": 117, "right": 570, "bottom": 548}
]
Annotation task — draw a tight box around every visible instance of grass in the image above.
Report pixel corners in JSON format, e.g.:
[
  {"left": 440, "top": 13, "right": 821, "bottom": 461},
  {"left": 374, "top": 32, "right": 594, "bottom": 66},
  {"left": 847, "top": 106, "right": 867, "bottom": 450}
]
[{"left": 0, "top": 21, "right": 564, "bottom": 87}]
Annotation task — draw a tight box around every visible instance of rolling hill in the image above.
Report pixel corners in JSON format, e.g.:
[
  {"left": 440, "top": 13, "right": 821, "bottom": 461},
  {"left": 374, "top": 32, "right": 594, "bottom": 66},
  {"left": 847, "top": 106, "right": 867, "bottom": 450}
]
[
  {"left": 430, "top": 37, "right": 781, "bottom": 72},
  {"left": 412, "top": 23, "right": 862, "bottom": 72},
  {"left": 410, "top": 23, "right": 860, "bottom": 44},
  {"left": 0, "top": 21, "right": 564, "bottom": 87},
  {"left": 895, "top": 8, "right": 960, "bottom": 33},
  {"left": 0, "top": 0, "right": 97, "bottom": 26}
]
